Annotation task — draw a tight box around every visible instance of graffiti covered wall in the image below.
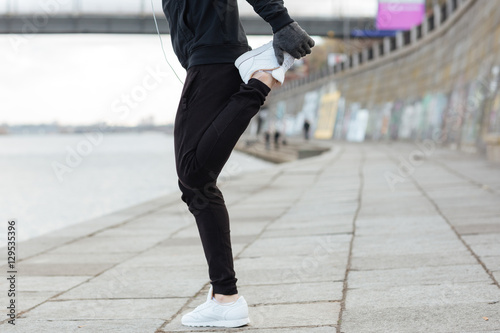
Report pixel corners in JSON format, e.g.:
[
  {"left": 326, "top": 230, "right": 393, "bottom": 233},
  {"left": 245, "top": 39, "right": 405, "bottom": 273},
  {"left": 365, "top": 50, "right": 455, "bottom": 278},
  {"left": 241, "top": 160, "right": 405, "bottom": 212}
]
[{"left": 262, "top": 0, "right": 500, "bottom": 158}]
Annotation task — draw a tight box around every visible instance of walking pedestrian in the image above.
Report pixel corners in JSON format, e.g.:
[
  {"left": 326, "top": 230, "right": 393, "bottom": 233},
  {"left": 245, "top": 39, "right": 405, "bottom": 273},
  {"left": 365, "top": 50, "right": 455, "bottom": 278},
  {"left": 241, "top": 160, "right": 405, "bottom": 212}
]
[
  {"left": 303, "top": 119, "right": 311, "bottom": 140},
  {"left": 162, "top": 0, "right": 314, "bottom": 327}
]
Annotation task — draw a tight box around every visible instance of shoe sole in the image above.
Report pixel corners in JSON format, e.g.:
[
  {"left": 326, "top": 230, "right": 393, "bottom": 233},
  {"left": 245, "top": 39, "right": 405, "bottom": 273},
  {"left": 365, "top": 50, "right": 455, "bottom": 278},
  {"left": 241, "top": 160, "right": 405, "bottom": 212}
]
[
  {"left": 235, "top": 42, "right": 274, "bottom": 68},
  {"left": 182, "top": 317, "right": 250, "bottom": 328}
]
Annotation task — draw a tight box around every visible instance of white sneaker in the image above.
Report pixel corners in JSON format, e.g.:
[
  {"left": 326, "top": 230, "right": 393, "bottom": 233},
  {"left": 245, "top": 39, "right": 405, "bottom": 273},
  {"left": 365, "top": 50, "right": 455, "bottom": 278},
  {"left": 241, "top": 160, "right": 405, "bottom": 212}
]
[
  {"left": 181, "top": 286, "right": 250, "bottom": 328},
  {"left": 235, "top": 41, "right": 295, "bottom": 85}
]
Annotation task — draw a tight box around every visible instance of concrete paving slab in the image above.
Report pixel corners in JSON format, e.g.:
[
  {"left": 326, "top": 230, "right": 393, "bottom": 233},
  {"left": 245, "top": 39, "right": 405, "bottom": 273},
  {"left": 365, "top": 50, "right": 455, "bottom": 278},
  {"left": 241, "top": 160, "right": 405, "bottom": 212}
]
[
  {"left": 0, "top": 319, "right": 165, "bottom": 333},
  {"left": 57, "top": 265, "right": 207, "bottom": 299},
  {"left": 227, "top": 210, "right": 285, "bottom": 222},
  {"left": 204, "top": 327, "right": 337, "bottom": 333},
  {"left": 46, "top": 235, "right": 165, "bottom": 254},
  {"left": 20, "top": 252, "right": 132, "bottom": 265},
  {"left": 447, "top": 216, "right": 500, "bottom": 227},
  {"left": 455, "top": 223, "right": 500, "bottom": 235},
  {"left": 124, "top": 253, "right": 208, "bottom": 268},
  {"left": 356, "top": 213, "right": 445, "bottom": 228},
  {"left": 162, "top": 302, "right": 340, "bottom": 331},
  {"left": 269, "top": 214, "right": 354, "bottom": 226},
  {"left": 358, "top": 203, "right": 438, "bottom": 217},
  {"left": 169, "top": 224, "right": 203, "bottom": 238},
  {"left": 241, "top": 282, "right": 344, "bottom": 305},
  {"left": 419, "top": 188, "right": 487, "bottom": 199},
  {"left": 481, "top": 256, "right": 500, "bottom": 272},
  {"left": 228, "top": 202, "right": 292, "bottom": 211},
  {"left": 462, "top": 234, "right": 500, "bottom": 245},
  {"left": 345, "top": 283, "right": 500, "bottom": 308},
  {"left": 11, "top": 237, "right": 76, "bottom": 260},
  {"left": 240, "top": 234, "right": 351, "bottom": 258},
  {"left": 351, "top": 237, "right": 465, "bottom": 256},
  {"left": 13, "top": 262, "right": 112, "bottom": 276},
  {"left": 247, "top": 302, "right": 341, "bottom": 329},
  {"left": 0, "top": 276, "right": 91, "bottom": 293},
  {"left": 429, "top": 195, "right": 498, "bottom": 206},
  {"left": 286, "top": 204, "right": 359, "bottom": 217},
  {"left": 230, "top": 218, "right": 269, "bottom": 230},
  {"left": 155, "top": 237, "right": 203, "bottom": 247},
  {"left": 351, "top": 252, "right": 477, "bottom": 270},
  {"left": 261, "top": 225, "right": 352, "bottom": 238},
  {"left": 444, "top": 210, "right": 500, "bottom": 220},
  {"left": 494, "top": 272, "right": 500, "bottom": 285},
  {"left": 21, "top": 298, "right": 187, "bottom": 320},
  {"left": 235, "top": 264, "right": 346, "bottom": 286},
  {"left": 270, "top": 212, "right": 354, "bottom": 225},
  {"left": 466, "top": 243, "right": 500, "bottom": 258},
  {"left": 92, "top": 222, "right": 185, "bottom": 237},
  {"left": 152, "top": 243, "right": 208, "bottom": 255},
  {"left": 348, "top": 265, "right": 492, "bottom": 289},
  {"left": 1, "top": 291, "right": 57, "bottom": 315},
  {"left": 341, "top": 303, "right": 500, "bottom": 333},
  {"left": 47, "top": 214, "right": 137, "bottom": 238},
  {"left": 2, "top": 142, "right": 498, "bottom": 332}
]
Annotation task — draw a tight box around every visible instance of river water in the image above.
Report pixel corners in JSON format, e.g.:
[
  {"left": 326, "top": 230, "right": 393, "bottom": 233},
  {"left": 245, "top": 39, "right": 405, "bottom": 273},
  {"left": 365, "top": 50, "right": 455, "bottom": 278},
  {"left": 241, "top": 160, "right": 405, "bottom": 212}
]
[{"left": 0, "top": 132, "right": 271, "bottom": 246}]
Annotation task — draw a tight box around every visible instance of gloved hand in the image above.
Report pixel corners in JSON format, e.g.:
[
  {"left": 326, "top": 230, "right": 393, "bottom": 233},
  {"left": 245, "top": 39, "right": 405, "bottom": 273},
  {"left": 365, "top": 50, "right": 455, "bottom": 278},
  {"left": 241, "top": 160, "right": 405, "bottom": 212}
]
[{"left": 273, "top": 22, "right": 315, "bottom": 65}]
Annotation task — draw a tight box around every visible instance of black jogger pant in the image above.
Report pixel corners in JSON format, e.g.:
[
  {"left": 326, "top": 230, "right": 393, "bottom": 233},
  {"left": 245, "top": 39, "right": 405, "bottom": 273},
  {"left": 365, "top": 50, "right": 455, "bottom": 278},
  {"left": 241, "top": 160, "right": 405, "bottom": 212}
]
[{"left": 174, "top": 63, "right": 270, "bottom": 295}]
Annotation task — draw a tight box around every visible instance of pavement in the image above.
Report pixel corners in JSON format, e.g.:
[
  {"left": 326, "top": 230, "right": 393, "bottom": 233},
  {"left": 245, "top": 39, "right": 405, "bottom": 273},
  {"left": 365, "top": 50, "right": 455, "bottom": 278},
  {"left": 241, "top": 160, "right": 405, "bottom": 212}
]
[{"left": 1, "top": 142, "right": 499, "bottom": 333}]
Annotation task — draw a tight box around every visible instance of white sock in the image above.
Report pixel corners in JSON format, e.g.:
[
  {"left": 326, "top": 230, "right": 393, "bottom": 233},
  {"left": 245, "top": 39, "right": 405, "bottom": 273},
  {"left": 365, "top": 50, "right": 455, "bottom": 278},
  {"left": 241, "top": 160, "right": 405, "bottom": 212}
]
[{"left": 212, "top": 297, "right": 236, "bottom": 305}]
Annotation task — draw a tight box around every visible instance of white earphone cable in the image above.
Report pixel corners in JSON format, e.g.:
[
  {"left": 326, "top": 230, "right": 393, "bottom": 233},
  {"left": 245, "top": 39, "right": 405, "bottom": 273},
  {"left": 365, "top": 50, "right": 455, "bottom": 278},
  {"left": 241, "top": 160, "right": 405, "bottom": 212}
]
[{"left": 150, "top": 0, "right": 184, "bottom": 85}]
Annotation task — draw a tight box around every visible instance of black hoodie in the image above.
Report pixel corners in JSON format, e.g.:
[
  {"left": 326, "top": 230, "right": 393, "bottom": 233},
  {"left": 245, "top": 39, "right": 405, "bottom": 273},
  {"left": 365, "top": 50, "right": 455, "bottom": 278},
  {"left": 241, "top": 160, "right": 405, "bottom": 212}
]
[{"left": 162, "top": 0, "right": 293, "bottom": 69}]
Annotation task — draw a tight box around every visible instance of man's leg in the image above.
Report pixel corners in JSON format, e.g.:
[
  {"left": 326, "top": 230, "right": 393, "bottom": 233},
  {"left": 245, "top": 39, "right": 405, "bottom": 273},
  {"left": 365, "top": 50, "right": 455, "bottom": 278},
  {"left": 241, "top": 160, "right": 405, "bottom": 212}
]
[
  {"left": 174, "top": 64, "right": 273, "bottom": 297},
  {"left": 178, "top": 180, "right": 237, "bottom": 295}
]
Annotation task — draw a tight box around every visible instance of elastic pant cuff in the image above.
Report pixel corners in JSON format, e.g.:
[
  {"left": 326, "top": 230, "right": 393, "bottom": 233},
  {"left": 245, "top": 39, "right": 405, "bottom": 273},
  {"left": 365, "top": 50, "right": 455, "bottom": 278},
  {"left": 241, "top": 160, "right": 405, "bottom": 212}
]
[
  {"left": 212, "top": 283, "right": 238, "bottom": 296},
  {"left": 248, "top": 78, "right": 271, "bottom": 102}
]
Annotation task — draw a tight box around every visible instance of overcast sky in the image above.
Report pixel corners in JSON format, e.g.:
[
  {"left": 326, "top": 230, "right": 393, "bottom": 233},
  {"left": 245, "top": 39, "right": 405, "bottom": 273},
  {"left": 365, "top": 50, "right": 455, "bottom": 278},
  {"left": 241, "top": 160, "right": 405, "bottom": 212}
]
[
  {"left": 1, "top": 0, "right": 378, "bottom": 17},
  {"left": 1, "top": 34, "right": 323, "bottom": 126},
  {"left": 0, "top": 0, "right": 377, "bottom": 126}
]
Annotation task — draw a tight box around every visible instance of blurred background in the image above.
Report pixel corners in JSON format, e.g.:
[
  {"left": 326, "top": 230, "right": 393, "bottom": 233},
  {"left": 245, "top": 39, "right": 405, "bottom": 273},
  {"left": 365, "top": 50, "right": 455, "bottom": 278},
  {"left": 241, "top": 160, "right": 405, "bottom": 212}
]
[{"left": 1, "top": 0, "right": 498, "bottom": 245}]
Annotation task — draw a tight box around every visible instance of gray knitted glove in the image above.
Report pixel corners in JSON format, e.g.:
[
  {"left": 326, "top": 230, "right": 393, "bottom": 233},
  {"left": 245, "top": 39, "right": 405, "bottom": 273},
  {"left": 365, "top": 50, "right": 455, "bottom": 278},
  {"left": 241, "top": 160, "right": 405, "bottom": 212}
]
[{"left": 273, "top": 22, "right": 315, "bottom": 65}]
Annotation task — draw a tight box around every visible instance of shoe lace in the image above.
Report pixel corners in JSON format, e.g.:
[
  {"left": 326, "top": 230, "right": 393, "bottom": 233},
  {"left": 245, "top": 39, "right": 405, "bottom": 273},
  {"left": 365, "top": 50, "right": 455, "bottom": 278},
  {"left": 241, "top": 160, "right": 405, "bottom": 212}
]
[{"left": 282, "top": 53, "right": 295, "bottom": 70}]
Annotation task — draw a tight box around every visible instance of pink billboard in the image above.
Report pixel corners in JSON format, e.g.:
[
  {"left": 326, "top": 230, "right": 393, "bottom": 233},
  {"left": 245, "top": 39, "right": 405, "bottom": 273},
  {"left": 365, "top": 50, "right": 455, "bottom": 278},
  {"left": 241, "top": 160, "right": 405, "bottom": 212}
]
[{"left": 377, "top": 0, "right": 425, "bottom": 31}]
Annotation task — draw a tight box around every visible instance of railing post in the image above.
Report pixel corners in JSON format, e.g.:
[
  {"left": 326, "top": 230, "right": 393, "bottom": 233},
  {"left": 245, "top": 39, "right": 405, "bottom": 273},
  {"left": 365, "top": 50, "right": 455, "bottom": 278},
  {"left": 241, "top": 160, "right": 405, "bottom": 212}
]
[
  {"left": 362, "top": 48, "right": 369, "bottom": 64},
  {"left": 374, "top": 41, "right": 382, "bottom": 59},
  {"left": 433, "top": 4, "right": 441, "bottom": 28},
  {"left": 421, "top": 13, "right": 429, "bottom": 36},
  {"left": 446, "top": 0, "right": 454, "bottom": 15},
  {"left": 410, "top": 25, "right": 417, "bottom": 44},
  {"left": 383, "top": 37, "right": 391, "bottom": 55},
  {"left": 352, "top": 52, "right": 359, "bottom": 68},
  {"left": 334, "top": 63, "right": 340, "bottom": 74},
  {"left": 396, "top": 31, "right": 403, "bottom": 49}
]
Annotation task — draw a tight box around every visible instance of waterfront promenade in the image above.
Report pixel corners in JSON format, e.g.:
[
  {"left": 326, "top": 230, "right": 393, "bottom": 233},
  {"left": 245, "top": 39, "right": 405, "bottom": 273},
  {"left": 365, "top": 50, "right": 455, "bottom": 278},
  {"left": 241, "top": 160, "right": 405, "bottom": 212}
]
[{"left": 1, "top": 142, "right": 499, "bottom": 332}]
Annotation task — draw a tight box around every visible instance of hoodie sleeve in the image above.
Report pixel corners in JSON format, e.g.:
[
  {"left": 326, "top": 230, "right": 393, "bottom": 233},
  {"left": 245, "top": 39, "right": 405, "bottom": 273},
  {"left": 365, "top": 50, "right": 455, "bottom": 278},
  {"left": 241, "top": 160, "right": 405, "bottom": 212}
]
[{"left": 246, "top": 0, "right": 294, "bottom": 33}]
